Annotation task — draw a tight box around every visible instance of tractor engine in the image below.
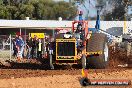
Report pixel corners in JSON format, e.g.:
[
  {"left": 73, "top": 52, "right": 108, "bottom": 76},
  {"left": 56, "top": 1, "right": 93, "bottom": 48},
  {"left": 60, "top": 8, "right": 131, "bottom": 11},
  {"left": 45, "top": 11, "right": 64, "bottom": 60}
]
[
  {"left": 52, "top": 32, "right": 77, "bottom": 63},
  {"left": 57, "top": 41, "right": 75, "bottom": 57}
]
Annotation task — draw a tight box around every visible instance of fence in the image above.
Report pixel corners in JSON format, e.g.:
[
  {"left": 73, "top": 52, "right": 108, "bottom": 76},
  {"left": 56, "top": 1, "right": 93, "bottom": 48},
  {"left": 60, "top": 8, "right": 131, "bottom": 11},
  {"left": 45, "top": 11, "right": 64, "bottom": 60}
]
[
  {"left": 0, "top": 34, "right": 47, "bottom": 61},
  {"left": 0, "top": 35, "right": 11, "bottom": 59},
  {"left": 0, "top": 35, "right": 29, "bottom": 60}
]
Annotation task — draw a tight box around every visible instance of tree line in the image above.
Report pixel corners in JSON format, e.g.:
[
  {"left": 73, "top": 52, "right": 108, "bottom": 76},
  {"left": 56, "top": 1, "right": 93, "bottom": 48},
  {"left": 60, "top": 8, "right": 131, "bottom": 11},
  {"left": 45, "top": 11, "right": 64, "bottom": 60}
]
[
  {"left": 0, "top": 0, "right": 77, "bottom": 20},
  {"left": 97, "top": 0, "right": 131, "bottom": 21}
]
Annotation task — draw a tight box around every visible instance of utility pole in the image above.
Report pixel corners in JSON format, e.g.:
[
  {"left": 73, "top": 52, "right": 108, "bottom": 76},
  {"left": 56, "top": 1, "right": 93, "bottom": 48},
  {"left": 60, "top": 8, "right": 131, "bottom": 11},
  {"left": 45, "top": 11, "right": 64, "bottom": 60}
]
[
  {"left": 95, "top": 4, "right": 104, "bottom": 30},
  {"left": 123, "top": 0, "right": 130, "bottom": 34}
]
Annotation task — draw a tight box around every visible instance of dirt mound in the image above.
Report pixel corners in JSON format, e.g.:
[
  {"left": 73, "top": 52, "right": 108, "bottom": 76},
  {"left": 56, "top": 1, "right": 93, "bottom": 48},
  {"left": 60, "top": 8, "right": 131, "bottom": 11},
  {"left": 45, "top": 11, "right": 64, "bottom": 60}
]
[{"left": 108, "top": 46, "right": 130, "bottom": 68}]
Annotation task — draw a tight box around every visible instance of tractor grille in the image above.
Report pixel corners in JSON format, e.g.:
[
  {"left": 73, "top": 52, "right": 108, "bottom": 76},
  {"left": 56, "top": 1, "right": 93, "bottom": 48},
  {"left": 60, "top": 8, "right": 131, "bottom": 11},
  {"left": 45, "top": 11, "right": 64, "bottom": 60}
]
[{"left": 57, "top": 42, "right": 75, "bottom": 56}]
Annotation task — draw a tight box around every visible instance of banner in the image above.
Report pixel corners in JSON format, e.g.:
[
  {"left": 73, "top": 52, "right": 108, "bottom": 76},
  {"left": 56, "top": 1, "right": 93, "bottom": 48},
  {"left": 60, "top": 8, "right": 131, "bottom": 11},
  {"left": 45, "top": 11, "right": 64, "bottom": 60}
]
[{"left": 31, "top": 33, "right": 45, "bottom": 38}]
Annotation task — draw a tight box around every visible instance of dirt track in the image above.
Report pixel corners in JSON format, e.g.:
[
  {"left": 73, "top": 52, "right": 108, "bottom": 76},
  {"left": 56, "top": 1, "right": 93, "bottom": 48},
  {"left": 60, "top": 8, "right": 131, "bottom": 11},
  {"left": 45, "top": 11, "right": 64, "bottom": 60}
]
[
  {"left": 0, "top": 68, "right": 132, "bottom": 88},
  {"left": 0, "top": 46, "right": 132, "bottom": 88},
  {"left": 0, "top": 68, "right": 130, "bottom": 79}
]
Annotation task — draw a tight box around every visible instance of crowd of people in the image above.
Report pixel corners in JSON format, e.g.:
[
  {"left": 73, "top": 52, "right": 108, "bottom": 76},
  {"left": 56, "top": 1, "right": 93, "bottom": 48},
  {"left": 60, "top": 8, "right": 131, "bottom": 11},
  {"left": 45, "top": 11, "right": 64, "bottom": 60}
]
[{"left": 12, "top": 35, "right": 46, "bottom": 59}]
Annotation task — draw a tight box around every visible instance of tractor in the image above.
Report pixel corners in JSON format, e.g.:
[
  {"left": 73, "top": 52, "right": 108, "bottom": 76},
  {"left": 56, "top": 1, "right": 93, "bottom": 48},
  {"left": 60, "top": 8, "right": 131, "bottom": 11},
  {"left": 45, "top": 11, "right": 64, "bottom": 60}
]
[{"left": 48, "top": 11, "right": 109, "bottom": 69}]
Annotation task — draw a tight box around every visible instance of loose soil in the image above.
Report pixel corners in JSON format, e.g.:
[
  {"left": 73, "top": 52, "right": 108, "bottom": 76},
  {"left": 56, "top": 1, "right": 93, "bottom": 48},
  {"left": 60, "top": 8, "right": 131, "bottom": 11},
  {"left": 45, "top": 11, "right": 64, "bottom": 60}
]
[{"left": 0, "top": 46, "right": 131, "bottom": 88}]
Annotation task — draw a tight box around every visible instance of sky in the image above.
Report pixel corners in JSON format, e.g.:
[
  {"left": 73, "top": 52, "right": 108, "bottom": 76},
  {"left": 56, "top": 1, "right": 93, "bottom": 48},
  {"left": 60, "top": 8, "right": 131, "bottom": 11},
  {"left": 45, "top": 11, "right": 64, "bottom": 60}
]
[
  {"left": 64, "top": 0, "right": 97, "bottom": 18},
  {"left": 64, "top": 0, "right": 69, "bottom": 2},
  {"left": 128, "top": 6, "right": 132, "bottom": 15}
]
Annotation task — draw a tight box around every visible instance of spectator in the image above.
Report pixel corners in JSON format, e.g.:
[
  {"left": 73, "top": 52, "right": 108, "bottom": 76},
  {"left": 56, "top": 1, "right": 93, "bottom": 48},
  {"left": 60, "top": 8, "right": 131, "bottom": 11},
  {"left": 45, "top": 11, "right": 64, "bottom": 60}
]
[
  {"left": 19, "top": 36, "right": 25, "bottom": 59},
  {"left": 48, "top": 42, "right": 54, "bottom": 55},
  {"left": 12, "top": 38, "right": 17, "bottom": 57},
  {"left": 13, "top": 35, "right": 18, "bottom": 57},
  {"left": 26, "top": 37, "right": 33, "bottom": 59},
  {"left": 48, "top": 39, "right": 54, "bottom": 69},
  {"left": 31, "top": 38, "right": 34, "bottom": 59},
  {"left": 37, "top": 38, "right": 43, "bottom": 59},
  {"left": 15, "top": 35, "right": 19, "bottom": 40},
  {"left": 32, "top": 35, "right": 38, "bottom": 58},
  {"left": 15, "top": 35, "right": 21, "bottom": 59},
  {"left": 16, "top": 35, "right": 24, "bottom": 59}
]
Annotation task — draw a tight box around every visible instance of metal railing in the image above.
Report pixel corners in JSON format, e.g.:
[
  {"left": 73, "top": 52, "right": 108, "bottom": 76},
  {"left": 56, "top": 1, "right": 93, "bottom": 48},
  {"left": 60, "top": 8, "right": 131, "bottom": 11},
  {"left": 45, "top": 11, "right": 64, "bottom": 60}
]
[
  {"left": 0, "top": 35, "right": 11, "bottom": 59},
  {"left": 0, "top": 35, "right": 47, "bottom": 61}
]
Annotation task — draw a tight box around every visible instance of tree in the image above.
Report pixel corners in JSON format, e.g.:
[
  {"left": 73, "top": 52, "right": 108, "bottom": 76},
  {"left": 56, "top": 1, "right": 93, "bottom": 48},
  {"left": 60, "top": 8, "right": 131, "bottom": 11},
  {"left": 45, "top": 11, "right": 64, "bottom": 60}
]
[
  {"left": 0, "top": 0, "right": 77, "bottom": 20},
  {"left": 97, "top": 0, "right": 106, "bottom": 6},
  {"left": 53, "top": 1, "right": 77, "bottom": 20},
  {"left": 0, "top": 0, "right": 10, "bottom": 19},
  {"left": 96, "top": 0, "right": 128, "bottom": 21}
]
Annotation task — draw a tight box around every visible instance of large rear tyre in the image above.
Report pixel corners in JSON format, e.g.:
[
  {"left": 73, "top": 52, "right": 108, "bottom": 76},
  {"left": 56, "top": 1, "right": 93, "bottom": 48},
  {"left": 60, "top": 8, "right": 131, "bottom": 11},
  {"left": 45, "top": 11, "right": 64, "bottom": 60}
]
[{"left": 86, "top": 33, "right": 109, "bottom": 69}]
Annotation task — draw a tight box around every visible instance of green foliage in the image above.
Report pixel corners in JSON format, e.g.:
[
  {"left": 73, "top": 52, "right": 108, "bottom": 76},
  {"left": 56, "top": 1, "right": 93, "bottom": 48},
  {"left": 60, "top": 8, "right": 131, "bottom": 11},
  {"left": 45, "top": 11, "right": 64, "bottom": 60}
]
[
  {"left": 97, "top": 0, "right": 106, "bottom": 6},
  {"left": 103, "top": 4, "right": 126, "bottom": 21},
  {"left": 0, "top": 0, "right": 77, "bottom": 20},
  {"left": 96, "top": 0, "right": 127, "bottom": 21}
]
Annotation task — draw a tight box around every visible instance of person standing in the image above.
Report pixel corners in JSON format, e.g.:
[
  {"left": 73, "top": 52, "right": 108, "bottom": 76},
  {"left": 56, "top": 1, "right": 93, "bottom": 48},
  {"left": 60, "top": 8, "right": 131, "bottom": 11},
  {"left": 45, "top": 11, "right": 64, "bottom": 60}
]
[
  {"left": 48, "top": 40, "right": 54, "bottom": 69},
  {"left": 15, "top": 35, "right": 21, "bottom": 59},
  {"left": 31, "top": 38, "right": 34, "bottom": 59},
  {"left": 12, "top": 38, "right": 17, "bottom": 57},
  {"left": 37, "top": 38, "right": 43, "bottom": 59},
  {"left": 26, "top": 37, "right": 33, "bottom": 59},
  {"left": 19, "top": 36, "right": 24, "bottom": 59},
  {"left": 32, "top": 35, "right": 38, "bottom": 58}
]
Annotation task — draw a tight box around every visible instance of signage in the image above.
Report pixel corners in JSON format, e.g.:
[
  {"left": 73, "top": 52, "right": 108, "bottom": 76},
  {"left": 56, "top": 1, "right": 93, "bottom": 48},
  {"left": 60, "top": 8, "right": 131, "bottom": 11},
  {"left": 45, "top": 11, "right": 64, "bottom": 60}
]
[{"left": 31, "top": 33, "right": 45, "bottom": 38}]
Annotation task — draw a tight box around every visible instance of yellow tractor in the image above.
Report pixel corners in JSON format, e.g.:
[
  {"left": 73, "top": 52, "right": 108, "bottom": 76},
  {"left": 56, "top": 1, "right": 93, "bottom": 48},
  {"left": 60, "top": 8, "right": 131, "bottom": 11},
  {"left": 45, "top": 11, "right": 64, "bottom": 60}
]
[{"left": 48, "top": 11, "right": 109, "bottom": 69}]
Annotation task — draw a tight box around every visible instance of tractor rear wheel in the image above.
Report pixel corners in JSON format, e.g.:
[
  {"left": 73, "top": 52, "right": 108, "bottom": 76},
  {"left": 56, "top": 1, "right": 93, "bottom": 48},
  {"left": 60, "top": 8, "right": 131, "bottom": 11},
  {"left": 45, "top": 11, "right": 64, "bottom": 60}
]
[{"left": 86, "top": 33, "right": 109, "bottom": 69}]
